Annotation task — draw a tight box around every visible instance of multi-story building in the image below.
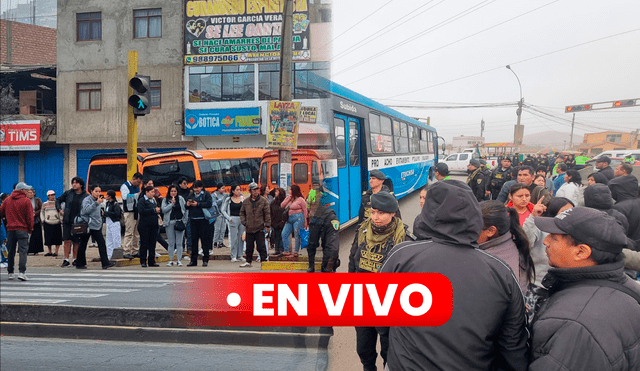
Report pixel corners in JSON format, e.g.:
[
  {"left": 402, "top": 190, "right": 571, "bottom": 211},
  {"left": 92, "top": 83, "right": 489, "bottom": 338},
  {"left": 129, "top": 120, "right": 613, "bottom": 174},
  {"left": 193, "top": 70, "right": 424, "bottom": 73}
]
[
  {"left": 56, "top": 0, "right": 332, "bottom": 184},
  {"left": 451, "top": 135, "right": 484, "bottom": 153}
]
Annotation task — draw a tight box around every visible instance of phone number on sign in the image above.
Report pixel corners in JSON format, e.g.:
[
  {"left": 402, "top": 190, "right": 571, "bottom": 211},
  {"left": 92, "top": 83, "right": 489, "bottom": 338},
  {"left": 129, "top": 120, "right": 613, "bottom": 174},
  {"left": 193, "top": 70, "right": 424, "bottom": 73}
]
[{"left": 185, "top": 54, "right": 240, "bottom": 63}]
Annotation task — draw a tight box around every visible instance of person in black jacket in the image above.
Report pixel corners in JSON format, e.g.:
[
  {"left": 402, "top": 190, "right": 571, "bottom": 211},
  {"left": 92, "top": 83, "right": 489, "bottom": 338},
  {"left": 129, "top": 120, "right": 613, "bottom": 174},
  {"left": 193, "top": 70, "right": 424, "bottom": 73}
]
[
  {"left": 530, "top": 207, "right": 640, "bottom": 370},
  {"left": 306, "top": 200, "right": 340, "bottom": 273},
  {"left": 55, "top": 176, "right": 89, "bottom": 267},
  {"left": 466, "top": 158, "right": 487, "bottom": 202},
  {"left": 595, "top": 156, "right": 615, "bottom": 181},
  {"left": 186, "top": 180, "right": 213, "bottom": 267},
  {"left": 380, "top": 180, "right": 528, "bottom": 371},
  {"left": 137, "top": 186, "right": 161, "bottom": 267},
  {"left": 608, "top": 163, "right": 638, "bottom": 203},
  {"left": 269, "top": 187, "right": 287, "bottom": 257}
]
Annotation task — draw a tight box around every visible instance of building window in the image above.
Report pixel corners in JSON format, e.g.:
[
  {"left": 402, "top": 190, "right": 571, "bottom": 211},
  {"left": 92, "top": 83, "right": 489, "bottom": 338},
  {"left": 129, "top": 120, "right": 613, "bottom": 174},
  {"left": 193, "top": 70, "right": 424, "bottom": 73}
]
[
  {"left": 606, "top": 134, "right": 622, "bottom": 143},
  {"left": 150, "top": 80, "right": 161, "bottom": 108},
  {"left": 77, "top": 83, "right": 101, "bottom": 111},
  {"left": 77, "top": 12, "right": 101, "bottom": 41},
  {"left": 189, "top": 65, "right": 254, "bottom": 102},
  {"left": 134, "top": 9, "right": 162, "bottom": 39}
]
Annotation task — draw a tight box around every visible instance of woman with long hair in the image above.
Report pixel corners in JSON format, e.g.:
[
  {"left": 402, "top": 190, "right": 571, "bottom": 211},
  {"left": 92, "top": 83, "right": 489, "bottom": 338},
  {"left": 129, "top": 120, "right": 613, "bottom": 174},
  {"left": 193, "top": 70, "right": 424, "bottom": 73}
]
[
  {"left": 556, "top": 169, "right": 583, "bottom": 206},
  {"left": 161, "top": 185, "right": 188, "bottom": 266},
  {"left": 281, "top": 184, "right": 308, "bottom": 257},
  {"left": 221, "top": 183, "right": 245, "bottom": 262},
  {"left": 76, "top": 185, "right": 115, "bottom": 269},
  {"left": 506, "top": 183, "right": 534, "bottom": 226},
  {"left": 269, "top": 187, "right": 287, "bottom": 257},
  {"left": 523, "top": 197, "right": 574, "bottom": 285},
  {"left": 26, "top": 189, "right": 43, "bottom": 255},
  {"left": 478, "top": 201, "right": 534, "bottom": 292}
]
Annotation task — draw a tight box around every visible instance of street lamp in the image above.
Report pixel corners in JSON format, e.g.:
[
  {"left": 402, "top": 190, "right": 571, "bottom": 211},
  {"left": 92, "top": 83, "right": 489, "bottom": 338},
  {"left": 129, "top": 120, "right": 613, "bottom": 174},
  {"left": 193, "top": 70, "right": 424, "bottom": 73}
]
[{"left": 506, "top": 65, "right": 524, "bottom": 146}]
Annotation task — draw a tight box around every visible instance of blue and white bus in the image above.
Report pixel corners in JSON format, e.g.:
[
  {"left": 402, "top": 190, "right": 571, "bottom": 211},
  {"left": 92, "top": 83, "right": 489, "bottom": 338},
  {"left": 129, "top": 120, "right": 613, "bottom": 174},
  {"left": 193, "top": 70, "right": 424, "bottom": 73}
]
[{"left": 260, "top": 77, "right": 439, "bottom": 228}]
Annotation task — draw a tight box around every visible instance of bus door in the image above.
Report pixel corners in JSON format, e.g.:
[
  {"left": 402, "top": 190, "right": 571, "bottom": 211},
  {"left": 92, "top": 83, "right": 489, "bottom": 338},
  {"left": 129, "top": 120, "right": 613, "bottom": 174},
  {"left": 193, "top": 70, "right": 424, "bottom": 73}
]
[{"left": 334, "top": 113, "right": 362, "bottom": 224}]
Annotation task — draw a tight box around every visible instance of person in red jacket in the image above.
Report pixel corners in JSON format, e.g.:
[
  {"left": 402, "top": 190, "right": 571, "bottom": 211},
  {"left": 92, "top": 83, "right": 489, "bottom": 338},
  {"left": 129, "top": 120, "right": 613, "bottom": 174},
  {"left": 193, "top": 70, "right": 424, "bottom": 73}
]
[{"left": 0, "top": 182, "right": 35, "bottom": 281}]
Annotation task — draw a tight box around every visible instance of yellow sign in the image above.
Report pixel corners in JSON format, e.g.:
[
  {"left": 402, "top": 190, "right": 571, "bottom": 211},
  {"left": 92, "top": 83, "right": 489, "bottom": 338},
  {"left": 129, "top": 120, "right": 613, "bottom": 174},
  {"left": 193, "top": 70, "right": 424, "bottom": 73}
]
[{"left": 267, "top": 101, "right": 301, "bottom": 150}]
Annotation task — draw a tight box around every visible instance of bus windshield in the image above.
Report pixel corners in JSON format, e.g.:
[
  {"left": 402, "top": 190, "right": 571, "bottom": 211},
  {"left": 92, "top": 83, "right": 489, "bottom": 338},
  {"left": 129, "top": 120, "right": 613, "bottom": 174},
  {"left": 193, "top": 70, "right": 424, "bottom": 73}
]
[
  {"left": 198, "top": 158, "right": 261, "bottom": 187},
  {"left": 143, "top": 161, "right": 196, "bottom": 188},
  {"left": 88, "top": 164, "right": 127, "bottom": 193}
]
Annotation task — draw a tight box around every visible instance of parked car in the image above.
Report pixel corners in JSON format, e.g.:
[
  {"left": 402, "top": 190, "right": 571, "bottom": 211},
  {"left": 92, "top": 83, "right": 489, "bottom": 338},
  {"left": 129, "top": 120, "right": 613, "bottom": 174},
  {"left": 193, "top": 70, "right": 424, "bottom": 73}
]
[{"left": 442, "top": 152, "right": 480, "bottom": 172}]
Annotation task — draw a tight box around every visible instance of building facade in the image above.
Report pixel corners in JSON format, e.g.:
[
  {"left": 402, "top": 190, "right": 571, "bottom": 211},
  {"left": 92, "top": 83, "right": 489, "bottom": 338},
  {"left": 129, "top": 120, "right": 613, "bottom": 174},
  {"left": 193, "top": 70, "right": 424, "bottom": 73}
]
[
  {"left": 451, "top": 135, "right": 484, "bottom": 153},
  {"left": 579, "top": 130, "right": 640, "bottom": 155}
]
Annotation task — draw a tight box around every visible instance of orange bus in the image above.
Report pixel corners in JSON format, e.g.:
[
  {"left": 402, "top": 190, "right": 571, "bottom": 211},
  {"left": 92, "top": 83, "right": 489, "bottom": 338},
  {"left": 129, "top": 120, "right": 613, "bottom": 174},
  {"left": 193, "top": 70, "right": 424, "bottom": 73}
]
[
  {"left": 88, "top": 149, "right": 268, "bottom": 199},
  {"left": 140, "top": 149, "right": 268, "bottom": 197}
]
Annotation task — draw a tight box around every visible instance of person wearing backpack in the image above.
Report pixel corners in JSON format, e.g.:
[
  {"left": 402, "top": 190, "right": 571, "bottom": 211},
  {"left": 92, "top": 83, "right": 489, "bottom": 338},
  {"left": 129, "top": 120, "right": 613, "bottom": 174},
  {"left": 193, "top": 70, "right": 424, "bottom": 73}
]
[
  {"left": 103, "top": 190, "right": 122, "bottom": 260},
  {"left": 211, "top": 183, "right": 227, "bottom": 249},
  {"left": 530, "top": 207, "right": 640, "bottom": 370}
]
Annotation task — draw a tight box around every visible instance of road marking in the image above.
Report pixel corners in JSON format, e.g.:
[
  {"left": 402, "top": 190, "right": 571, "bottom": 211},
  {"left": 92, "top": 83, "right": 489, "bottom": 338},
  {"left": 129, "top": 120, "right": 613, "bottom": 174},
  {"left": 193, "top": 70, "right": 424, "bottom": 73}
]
[
  {"left": 1, "top": 292, "right": 109, "bottom": 298},
  {"left": 0, "top": 287, "right": 140, "bottom": 293},
  {"left": 0, "top": 299, "right": 68, "bottom": 304}
]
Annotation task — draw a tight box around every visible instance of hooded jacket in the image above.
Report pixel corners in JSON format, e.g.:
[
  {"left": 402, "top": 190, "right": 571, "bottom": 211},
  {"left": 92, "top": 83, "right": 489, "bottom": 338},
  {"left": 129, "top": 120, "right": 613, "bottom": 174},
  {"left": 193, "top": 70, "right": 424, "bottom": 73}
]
[
  {"left": 0, "top": 190, "right": 34, "bottom": 232},
  {"left": 530, "top": 261, "right": 640, "bottom": 371},
  {"left": 608, "top": 174, "right": 639, "bottom": 202},
  {"left": 584, "top": 184, "right": 629, "bottom": 233},
  {"left": 380, "top": 180, "right": 528, "bottom": 371},
  {"left": 613, "top": 198, "right": 640, "bottom": 250},
  {"left": 598, "top": 165, "right": 615, "bottom": 181}
]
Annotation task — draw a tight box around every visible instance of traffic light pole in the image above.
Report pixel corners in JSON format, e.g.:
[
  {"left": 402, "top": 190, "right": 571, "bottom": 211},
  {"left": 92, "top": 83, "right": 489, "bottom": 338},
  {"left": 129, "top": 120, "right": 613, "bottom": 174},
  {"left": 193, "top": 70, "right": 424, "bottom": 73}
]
[
  {"left": 569, "top": 113, "right": 575, "bottom": 149},
  {"left": 127, "top": 51, "right": 138, "bottom": 180}
]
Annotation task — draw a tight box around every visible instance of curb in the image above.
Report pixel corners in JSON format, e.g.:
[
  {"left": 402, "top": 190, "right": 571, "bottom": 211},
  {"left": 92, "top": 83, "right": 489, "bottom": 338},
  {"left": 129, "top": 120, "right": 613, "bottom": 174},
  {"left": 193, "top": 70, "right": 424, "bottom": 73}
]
[
  {"left": 261, "top": 261, "right": 320, "bottom": 271},
  {"left": 0, "top": 304, "right": 333, "bottom": 348}
]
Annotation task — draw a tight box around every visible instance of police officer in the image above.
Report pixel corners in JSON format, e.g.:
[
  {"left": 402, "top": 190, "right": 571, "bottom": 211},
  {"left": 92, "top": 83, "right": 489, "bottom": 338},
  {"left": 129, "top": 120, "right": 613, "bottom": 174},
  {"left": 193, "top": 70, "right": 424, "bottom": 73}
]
[
  {"left": 306, "top": 198, "right": 340, "bottom": 273},
  {"left": 358, "top": 170, "right": 398, "bottom": 224},
  {"left": 467, "top": 158, "right": 488, "bottom": 202},
  {"left": 349, "top": 191, "right": 413, "bottom": 371},
  {"left": 487, "top": 157, "right": 512, "bottom": 200}
]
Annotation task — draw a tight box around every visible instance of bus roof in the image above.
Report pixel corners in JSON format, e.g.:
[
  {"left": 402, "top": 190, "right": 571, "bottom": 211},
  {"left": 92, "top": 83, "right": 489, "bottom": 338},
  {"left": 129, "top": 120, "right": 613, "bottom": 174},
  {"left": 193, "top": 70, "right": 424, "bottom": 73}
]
[
  {"left": 310, "top": 73, "right": 437, "bottom": 133},
  {"left": 140, "top": 148, "right": 268, "bottom": 164}
]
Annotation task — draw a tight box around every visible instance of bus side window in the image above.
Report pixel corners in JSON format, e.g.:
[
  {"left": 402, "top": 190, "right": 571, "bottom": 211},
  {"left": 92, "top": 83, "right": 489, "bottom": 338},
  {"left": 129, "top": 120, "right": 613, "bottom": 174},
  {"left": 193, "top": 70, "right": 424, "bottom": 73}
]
[
  {"left": 294, "top": 163, "right": 308, "bottom": 185},
  {"left": 312, "top": 161, "right": 320, "bottom": 182},
  {"left": 260, "top": 162, "right": 268, "bottom": 185},
  {"left": 198, "top": 159, "right": 222, "bottom": 188},
  {"left": 219, "top": 160, "right": 233, "bottom": 185},
  {"left": 270, "top": 163, "right": 279, "bottom": 185},
  {"left": 349, "top": 121, "right": 360, "bottom": 166},
  {"left": 334, "top": 117, "right": 346, "bottom": 168}
]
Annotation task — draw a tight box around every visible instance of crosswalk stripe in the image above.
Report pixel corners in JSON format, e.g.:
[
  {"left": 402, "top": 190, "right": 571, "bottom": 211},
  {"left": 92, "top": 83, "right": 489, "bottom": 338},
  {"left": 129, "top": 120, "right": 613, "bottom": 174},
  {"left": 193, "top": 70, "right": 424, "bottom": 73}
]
[
  {"left": 14, "top": 282, "right": 168, "bottom": 288},
  {"left": 0, "top": 292, "right": 109, "bottom": 298},
  {"left": 1, "top": 277, "right": 194, "bottom": 283},
  {"left": 0, "top": 287, "right": 140, "bottom": 293},
  {"left": 0, "top": 299, "right": 68, "bottom": 304}
]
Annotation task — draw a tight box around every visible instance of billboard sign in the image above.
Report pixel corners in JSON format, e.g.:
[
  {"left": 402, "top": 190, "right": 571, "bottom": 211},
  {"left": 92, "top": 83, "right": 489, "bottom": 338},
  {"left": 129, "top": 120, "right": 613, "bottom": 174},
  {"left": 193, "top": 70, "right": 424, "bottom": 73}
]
[
  {"left": 0, "top": 120, "right": 40, "bottom": 151},
  {"left": 184, "top": 0, "right": 311, "bottom": 64},
  {"left": 267, "top": 100, "right": 300, "bottom": 149},
  {"left": 185, "top": 107, "right": 261, "bottom": 136}
]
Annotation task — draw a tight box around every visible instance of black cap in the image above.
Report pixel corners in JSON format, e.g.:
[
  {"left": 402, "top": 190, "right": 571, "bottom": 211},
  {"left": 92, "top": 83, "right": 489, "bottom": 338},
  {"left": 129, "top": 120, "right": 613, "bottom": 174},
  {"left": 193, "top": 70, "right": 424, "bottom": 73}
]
[
  {"left": 370, "top": 191, "right": 398, "bottom": 213},
  {"left": 469, "top": 159, "right": 481, "bottom": 168},
  {"left": 534, "top": 207, "right": 627, "bottom": 254},
  {"left": 595, "top": 156, "right": 611, "bottom": 164},
  {"left": 217, "top": 183, "right": 224, "bottom": 189},
  {"left": 435, "top": 162, "right": 449, "bottom": 176},
  {"left": 502, "top": 157, "right": 511, "bottom": 163},
  {"left": 370, "top": 170, "right": 386, "bottom": 180}
]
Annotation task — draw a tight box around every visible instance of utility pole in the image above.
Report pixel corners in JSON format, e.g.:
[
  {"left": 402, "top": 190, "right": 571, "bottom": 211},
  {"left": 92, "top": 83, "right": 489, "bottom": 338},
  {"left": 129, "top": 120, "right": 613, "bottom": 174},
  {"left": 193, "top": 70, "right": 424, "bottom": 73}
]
[
  {"left": 127, "top": 51, "right": 138, "bottom": 180},
  {"left": 569, "top": 113, "right": 575, "bottom": 150},
  {"left": 480, "top": 118, "right": 485, "bottom": 138},
  {"left": 278, "top": 0, "right": 294, "bottom": 189}
]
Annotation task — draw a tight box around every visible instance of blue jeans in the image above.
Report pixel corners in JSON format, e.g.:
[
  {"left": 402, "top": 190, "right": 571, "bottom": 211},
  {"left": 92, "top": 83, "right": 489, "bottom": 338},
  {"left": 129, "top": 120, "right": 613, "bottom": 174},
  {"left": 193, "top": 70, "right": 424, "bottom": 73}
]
[{"left": 282, "top": 212, "right": 304, "bottom": 254}]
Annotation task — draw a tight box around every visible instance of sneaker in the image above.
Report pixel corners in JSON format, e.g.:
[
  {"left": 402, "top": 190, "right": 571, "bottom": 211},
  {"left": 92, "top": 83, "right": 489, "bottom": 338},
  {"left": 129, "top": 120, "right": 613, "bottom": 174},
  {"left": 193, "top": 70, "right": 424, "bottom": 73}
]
[
  {"left": 176, "top": 261, "right": 183, "bottom": 267},
  {"left": 256, "top": 256, "right": 261, "bottom": 263},
  {"left": 218, "top": 243, "right": 226, "bottom": 248},
  {"left": 72, "top": 259, "right": 76, "bottom": 267},
  {"left": 198, "top": 249, "right": 204, "bottom": 256},
  {"left": 155, "top": 252, "right": 161, "bottom": 258},
  {"left": 61, "top": 260, "right": 70, "bottom": 268},
  {"left": 17, "top": 273, "right": 28, "bottom": 281},
  {"left": 7, "top": 273, "right": 15, "bottom": 280},
  {"left": 230, "top": 258, "right": 239, "bottom": 262},
  {"left": 167, "top": 261, "right": 174, "bottom": 267},
  {"left": 183, "top": 256, "right": 190, "bottom": 261},
  {"left": 202, "top": 262, "right": 208, "bottom": 267},
  {"left": 239, "top": 262, "right": 252, "bottom": 268},
  {"left": 240, "top": 257, "right": 246, "bottom": 262}
]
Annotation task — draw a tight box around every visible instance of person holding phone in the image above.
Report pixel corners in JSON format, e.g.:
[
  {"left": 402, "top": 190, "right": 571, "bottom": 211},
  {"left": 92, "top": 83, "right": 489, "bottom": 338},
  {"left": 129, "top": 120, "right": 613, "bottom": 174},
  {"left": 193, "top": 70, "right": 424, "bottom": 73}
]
[
  {"left": 161, "top": 185, "right": 187, "bottom": 266},
  {"left": 138, "top": 185, "right": 161, "bottom": 267},
  {"left": 76, "top": 185, "right": 115, "bottom": 269}
]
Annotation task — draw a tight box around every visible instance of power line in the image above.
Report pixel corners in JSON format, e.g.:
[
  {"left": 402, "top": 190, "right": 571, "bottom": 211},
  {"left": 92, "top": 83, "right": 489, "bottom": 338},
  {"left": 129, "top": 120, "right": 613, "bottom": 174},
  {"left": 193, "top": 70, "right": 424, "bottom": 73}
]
[
  {"left": 334, "top": 0, "right": 498, "bottom": 77},
  {"left": 381, "top": 27, "right": 640, "bottom": 99},
  {"left": 331, "top": 0, "right": 442, "bottom": 62},
  {"left": 319, "top": 0, "right": 396, "bottom": 50}
]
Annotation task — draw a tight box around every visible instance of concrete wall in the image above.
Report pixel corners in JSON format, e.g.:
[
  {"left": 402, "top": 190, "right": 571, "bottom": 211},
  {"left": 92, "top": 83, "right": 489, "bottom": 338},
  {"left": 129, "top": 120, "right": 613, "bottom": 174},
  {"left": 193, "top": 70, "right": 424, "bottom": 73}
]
[{"left": 56, "top": 0, "right": 189, "bottom": 145}]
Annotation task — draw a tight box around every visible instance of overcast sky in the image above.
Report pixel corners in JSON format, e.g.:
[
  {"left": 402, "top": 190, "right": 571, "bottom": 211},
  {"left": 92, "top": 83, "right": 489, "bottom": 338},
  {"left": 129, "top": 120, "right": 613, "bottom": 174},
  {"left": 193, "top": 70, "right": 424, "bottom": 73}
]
[{"left": 331, "top": 0, "right": 640, "bottom": 146}]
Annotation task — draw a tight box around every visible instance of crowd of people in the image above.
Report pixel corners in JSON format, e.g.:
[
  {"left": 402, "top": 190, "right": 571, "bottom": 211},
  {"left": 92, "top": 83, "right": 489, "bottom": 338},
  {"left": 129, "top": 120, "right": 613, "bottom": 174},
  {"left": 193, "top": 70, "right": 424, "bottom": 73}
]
[{"left": 2, "top": 153, "right": 639, "bottom": 370}]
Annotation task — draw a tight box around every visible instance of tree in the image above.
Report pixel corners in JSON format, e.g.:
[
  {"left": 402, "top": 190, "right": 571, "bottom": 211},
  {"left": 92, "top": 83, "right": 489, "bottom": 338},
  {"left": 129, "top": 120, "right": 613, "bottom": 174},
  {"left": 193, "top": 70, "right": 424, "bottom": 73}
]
[{"left": 0, "top": 84, "right": 19, "bottom": 115}]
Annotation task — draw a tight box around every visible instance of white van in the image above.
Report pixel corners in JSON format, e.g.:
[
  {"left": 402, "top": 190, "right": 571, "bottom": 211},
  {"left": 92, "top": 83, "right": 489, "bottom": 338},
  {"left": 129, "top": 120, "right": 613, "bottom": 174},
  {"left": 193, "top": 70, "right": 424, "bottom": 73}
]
[
  {"left": 442, "top": 152, "right": 480, "bottom": 172},
  {"left": 591, "top": 150, "right": 632, "bottom": 161}
]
